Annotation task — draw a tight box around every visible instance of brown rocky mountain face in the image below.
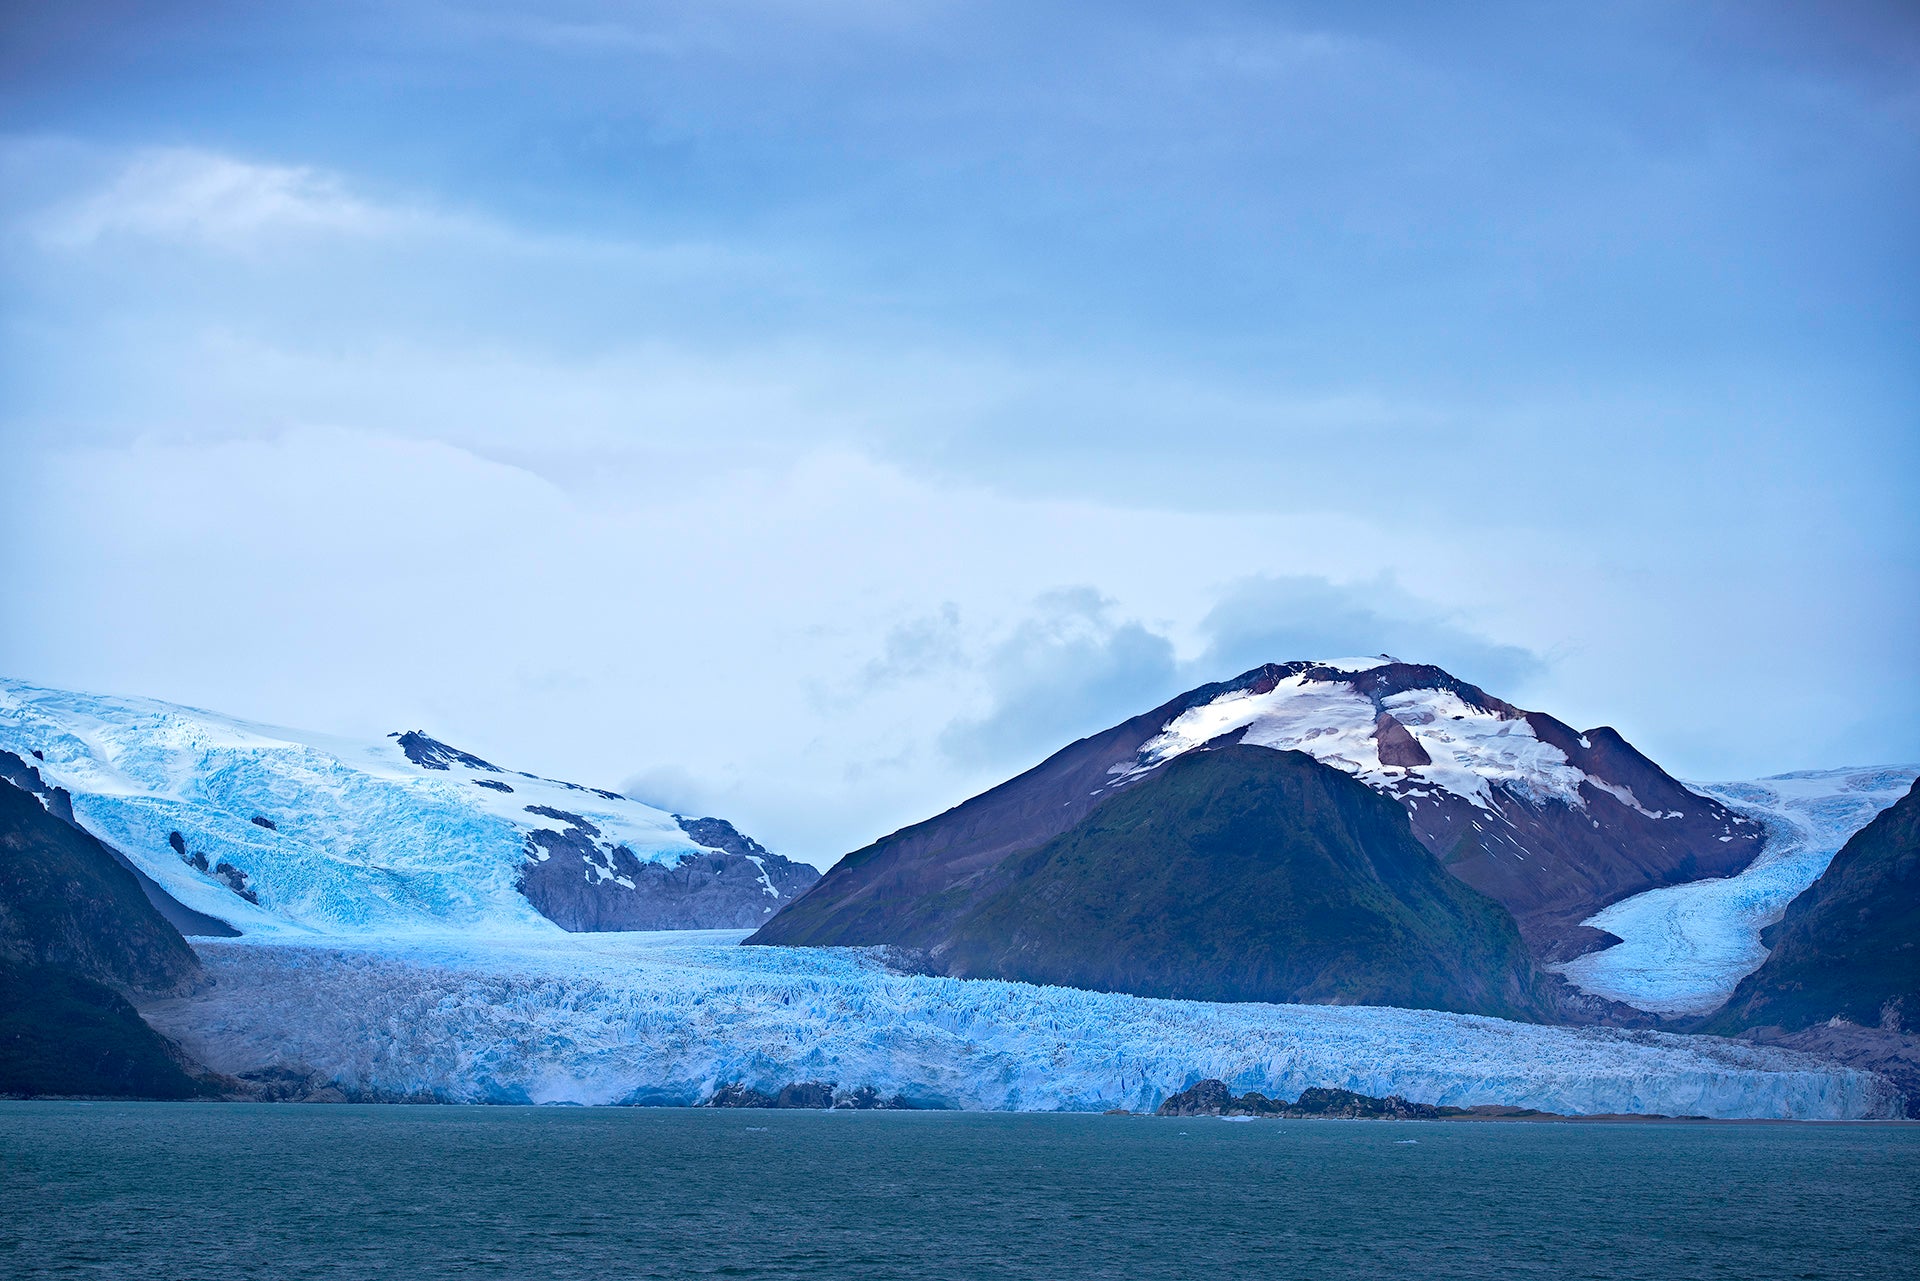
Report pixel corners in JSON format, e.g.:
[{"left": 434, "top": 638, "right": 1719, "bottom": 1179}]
[{"left": 751, "top": 661, "right": 1764, "bottom": 977}]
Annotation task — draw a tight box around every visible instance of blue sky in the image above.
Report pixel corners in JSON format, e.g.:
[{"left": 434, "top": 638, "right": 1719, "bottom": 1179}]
[{"left": 3, "top": 1, "right": 1915, "bottom": 863}]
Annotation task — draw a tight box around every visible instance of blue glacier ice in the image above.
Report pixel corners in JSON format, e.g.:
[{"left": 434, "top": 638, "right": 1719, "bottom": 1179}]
[
  {"left": 0, "top": 678, "right": 714, "bottom": 938},
  {"left": 141, "top": 932, "right": 1901, "bottom": 1118},
  {"left": 1554, "top": 766, "right": 1920, "bottom": 1016}
]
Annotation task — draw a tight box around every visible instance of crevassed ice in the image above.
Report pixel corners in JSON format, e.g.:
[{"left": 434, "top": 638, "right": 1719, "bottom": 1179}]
[
  {"left": 1122, "top": 674, "right": 1587, "bottom": 810},
  {"left": 0, "top": 678, "right": 710, "bottom": 939},
  {"left": 1554, "top": 765, "right": 1920, "bottom": 1016},
  {"left": 139, "top": 933, "right": 1901, "bottom": 1119}
]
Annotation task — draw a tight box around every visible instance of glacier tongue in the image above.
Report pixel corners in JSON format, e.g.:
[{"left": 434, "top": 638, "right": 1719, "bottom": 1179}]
[
  {"left": 1554, "top": 765, "right": 1920, "bottom": 1016},
  {"left": 142, "top": 934, "right": 1900, "bottom": 1119}
]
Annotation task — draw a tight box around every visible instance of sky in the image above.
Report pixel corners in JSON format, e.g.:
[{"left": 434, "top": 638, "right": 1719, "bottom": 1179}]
[{"left": 2, "top": 1, "right": 1916, "bottom": 866}]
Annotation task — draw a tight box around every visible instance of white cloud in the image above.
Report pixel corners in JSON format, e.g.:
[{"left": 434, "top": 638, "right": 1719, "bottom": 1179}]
[{"left": 37, "top": 148, "right": 416, "bottom": 249}]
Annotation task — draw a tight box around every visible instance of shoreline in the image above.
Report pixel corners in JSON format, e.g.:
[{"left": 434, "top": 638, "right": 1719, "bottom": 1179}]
[{"left": 5, "top": 1096, "right": 1915, "bottom": 1125}]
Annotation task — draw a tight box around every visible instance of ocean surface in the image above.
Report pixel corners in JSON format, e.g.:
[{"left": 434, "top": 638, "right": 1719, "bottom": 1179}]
[{"left": 3, "top": 1104, "right": 1915, "bottom": 1280}]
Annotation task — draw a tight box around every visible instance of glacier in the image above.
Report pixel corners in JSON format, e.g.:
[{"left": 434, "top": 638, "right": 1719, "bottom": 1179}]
[
  {"left": 0, "top": 678, "right": 752, "bottom": 939},
  {"left": 1554, "top": 766, "right": 1920, "bottom": 1016},
  {"left": 140, "top": 932, "right": 1901, "bottom": 1118},
  {"left": 8, "top": 675, "right": 1908, "bottom": 1119}
]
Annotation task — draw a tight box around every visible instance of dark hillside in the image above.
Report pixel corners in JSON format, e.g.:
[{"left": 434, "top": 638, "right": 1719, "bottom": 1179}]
[
  {"left": 1706, "top": 779, "right": 1920, "bottom": 1035},
  {"left": 937, "top": 746, "right": 1556, "bottom": 1021}
]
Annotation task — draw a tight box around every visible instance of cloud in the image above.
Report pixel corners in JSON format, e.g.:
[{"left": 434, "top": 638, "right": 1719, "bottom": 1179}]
[
  {"left": 35, "top": 148, "right": 416, "bottom": 249},
  {"left": 1192, "top": 574, "right": 1547, "bottom": 694},
  {"left": 937, "top": 588, "right": 1178, "bottom": 770},
  {"left": 924, "top": 573, "right": 1548, "bottom": 783},
  {"left": 860, "top": 603, "right": 966, "bottom": 688}
]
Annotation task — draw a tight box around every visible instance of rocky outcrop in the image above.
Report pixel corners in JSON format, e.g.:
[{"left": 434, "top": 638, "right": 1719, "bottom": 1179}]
[
  {"left": 706, "top": 1080, "right": 914, "bottom": 1109},
  {"left": 1156, "top": 1079, "right": 1452, "bottom": 1119},
  {"left": 391, "top": 731, "right": 506, "bottom": 773},
  {"left": 0, "top": 778, "right": 200, "bottom": 993},
  {"left": 516, "top": 807, "right": 818, "bottom": 931}
]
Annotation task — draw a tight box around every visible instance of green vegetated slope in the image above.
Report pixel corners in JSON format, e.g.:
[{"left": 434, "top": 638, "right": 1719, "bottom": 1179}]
[
  {"left": 1707, "top": 779, "right": 1920, "bottom": 1034},
  {"left": 938, "top": 746, "right": 1558, "bottom": 1021},
  {"left": 0, "top": 778, "right": 210, "bottom": 1098}
]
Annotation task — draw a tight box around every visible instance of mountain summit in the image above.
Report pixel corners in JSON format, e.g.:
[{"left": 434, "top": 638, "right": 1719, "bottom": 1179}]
[{"left": 751, "top": 659, "right": 1765, "bottom": 990}]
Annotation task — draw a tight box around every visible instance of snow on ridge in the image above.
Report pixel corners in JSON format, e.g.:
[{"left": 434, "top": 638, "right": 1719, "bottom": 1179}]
[
  {"left": 1555, "top": 764, "right": 1920, "bottom": 1016},
  {"left": 0, "top": 677, "right": 712, "bottom": 939},
  {"left": 1312, "top": 655, "right": 1399, "bottom": 673},
  {"left": 1113, "top": 671, "right": 1587, "bottom": 810},
  {"left": 141, "top": 933, "right": 1900, "bottom": 1119}
]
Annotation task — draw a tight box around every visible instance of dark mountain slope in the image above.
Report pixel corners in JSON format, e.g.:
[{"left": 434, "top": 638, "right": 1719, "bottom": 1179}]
[
  {"left": 0, "top": 958, "right": 207, "bottom": 1099},
  {"left": 0, "top": 778, "right": 200, "bottom": 992},
  {"left": 3, "top": 748, "right": 239, "bottom": 938},
  {"left": 934, "top": 746, "right": 1557, "bottom": 1020},
  {"left": 752, "top": 673, "right": 1270, "bottom": 949},
  {"left": 1706, "top": 779, "right": 1920, "bottom": 1035},
  {"left": 0, "top": 778, "right": 210, "bottom": 1098}
]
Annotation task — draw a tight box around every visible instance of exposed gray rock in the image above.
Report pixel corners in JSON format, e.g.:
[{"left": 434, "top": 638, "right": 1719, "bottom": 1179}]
[
  {"left": 516, "top": 810, "right": 818, "bottom": 932},
  {"left": 390, "top": 731, "right": 504, "bottom": 773},
  {"left": 1156, "top": 1078, "right": 1452, "bottom": 1119}
]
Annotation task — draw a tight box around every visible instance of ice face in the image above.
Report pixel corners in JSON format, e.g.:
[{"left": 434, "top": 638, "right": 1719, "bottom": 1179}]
[
  {"left": 140, "top": 933, "right": 1900, "bottom": 1119},
  {"left": 1553, "top": 766, "right": 1920, "bottom": 1016}
]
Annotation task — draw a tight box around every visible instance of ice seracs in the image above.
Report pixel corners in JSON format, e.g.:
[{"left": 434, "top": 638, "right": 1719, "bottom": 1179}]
[{"left": 138, "top": 931, "right": 1903, "bottom": 1119}]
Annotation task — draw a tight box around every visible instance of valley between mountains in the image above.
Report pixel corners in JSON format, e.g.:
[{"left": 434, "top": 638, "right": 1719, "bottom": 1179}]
[{"left": 3, "top": 662, "right": 1916, "bottom": 1117}]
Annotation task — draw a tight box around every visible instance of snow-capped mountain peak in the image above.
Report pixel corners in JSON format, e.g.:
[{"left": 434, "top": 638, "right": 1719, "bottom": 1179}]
[{"left": 1115, "top": 661, "right": 1618, "bottom": 814}]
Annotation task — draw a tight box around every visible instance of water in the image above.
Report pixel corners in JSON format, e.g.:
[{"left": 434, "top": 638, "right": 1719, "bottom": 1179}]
[{"left": 3, "top": 1104, "right": 1915, "bottom": 1280}]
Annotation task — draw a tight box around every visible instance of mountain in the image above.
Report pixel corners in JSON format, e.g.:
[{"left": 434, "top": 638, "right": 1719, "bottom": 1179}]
[
  {"left": 753, "top": 659, "right": 1763, "bottom": 968},
  {"left": 933, "top": 745, "right": 1556, "bottom": 1020},
  {"left": 0, "top": 679, "right": 816, "bottom": 938},
  {"left": 1, "top": 773, "right": 210, "bottom": 1098},
  {"left": 1706, "top": 779, "right": 1920, "bottom": 1034}
]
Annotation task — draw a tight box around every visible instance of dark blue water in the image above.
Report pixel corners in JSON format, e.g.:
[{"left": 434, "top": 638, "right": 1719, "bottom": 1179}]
[{"left": 3, "top": 1104, "right": 1914, "bottom": 1280}]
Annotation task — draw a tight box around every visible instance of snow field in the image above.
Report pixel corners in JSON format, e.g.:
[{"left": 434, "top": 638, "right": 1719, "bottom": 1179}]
[{"left": 1119, "top": 672, "right": 1589, "bottom": 810}]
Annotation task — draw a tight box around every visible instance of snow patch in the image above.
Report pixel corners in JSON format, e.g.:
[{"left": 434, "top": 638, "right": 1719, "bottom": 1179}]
[{"left": 1584, "top": 779, "right": 1682, "bottom": 821}]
